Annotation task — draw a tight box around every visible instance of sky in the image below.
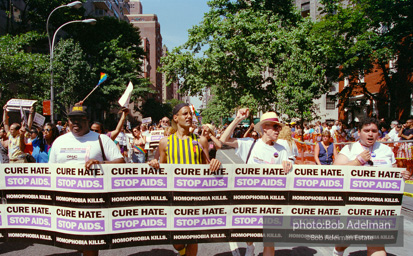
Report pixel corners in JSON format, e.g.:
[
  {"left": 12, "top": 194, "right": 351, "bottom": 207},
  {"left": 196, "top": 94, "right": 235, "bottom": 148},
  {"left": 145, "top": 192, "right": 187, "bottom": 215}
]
[{"left": 139, "top": 0, "right": 211, "bottom": 108}]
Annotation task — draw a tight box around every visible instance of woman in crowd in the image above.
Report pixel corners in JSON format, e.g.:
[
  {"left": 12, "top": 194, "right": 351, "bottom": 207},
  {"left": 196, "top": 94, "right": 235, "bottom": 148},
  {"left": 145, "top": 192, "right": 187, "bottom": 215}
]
[
  {"left": 314, "top": 130, "right": 337, "bottom": 165},
  {"left": 277, "top": 126, "right": 298, "bottom": 163},
  {"left": 131, "top": 125, "right": 147, "bottom": 163},
  {"left": 0, "top": 127, "right": 9, "bottom": 163},
  {"left": 32, "top": 123, "right": 59, "bottom": 163}
]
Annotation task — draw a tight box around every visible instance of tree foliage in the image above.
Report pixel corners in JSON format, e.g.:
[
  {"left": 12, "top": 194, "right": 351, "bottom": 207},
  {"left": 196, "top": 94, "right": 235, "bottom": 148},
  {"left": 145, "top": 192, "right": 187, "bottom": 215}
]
[
  {"left": 317, "top": 0, "right": 413, "bottom": 120},
  {"left": 0, "top": 31, "right": 49, "bottom": 109},
  {"left": 161, "top": 0, "right": 331, "bottom": 122},
  {"left": 0, "top": 1, "right": 151, "bottom": 122},
  {"left": 140, "top": 98, "right": 173, "bottom": 123}
]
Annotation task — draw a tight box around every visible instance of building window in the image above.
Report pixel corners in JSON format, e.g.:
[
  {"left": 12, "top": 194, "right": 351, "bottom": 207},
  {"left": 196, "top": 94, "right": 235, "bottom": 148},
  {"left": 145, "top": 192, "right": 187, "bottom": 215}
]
[
  {"left": 329, "top": 82, "right": 338, "bottom": 92},
  {"left": 301, "top": 2, "right": 310, "bottom": 17},
  {"left": 326, "top": 96, "right": 336, "bottom": 110}
]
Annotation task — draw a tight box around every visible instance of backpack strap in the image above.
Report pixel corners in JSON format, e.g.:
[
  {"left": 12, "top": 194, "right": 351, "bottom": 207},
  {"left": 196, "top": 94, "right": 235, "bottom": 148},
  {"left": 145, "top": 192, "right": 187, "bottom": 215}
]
[
  {"left": 245, "top": 139, "right": 257, "bottom": 163},
  {"left": 98, "top": 135, "right": 107, "bottom": 161}
]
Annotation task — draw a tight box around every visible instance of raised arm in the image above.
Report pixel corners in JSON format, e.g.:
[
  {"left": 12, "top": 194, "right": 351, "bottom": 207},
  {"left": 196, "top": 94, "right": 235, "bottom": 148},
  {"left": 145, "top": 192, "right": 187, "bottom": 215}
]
[
  {"left": 219, "top": 108, "right": 249, "bottom": 148},
  {"left": 3, "top": 105, "right": 9, "bottom": 133},
  {"left": 243, "top": 123, "right": 254, "bottom": 138},
  {"left": 27, "top": 106, "right": 35, "bottom": 130},
  {"left": 110, "top": 108, "right": 129, "bottom": 140}
]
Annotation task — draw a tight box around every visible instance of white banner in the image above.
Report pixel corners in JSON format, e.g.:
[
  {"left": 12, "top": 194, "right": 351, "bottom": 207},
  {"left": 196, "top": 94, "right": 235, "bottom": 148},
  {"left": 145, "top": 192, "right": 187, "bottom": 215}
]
[{"left": 0, "top": 164, "right": 405, "bottom": 249}]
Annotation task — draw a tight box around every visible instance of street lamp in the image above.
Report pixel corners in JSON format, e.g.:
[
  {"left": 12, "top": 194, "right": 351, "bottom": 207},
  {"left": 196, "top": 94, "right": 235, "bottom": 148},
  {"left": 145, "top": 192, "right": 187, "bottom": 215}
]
[
  {"left": 46, "top": 1, "right": 83, "bottom": 124},
  {"left": 46, "top": 1, "right": 83, "bottom": 52},
  {"left": 49, "top": 18, "right": 96, "bottom": 123}
]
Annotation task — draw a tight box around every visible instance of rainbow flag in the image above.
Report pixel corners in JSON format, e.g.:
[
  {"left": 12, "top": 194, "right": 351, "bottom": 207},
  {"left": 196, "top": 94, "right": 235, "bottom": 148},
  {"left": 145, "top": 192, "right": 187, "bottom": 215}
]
[
  {"left": 97, "top": 72, "right": 108, "bottom": 86},
  {"left": 133, "top": 145, "right": 147, "bottom": 154},
  {"left": 190, "top": 104, "right": 200, "bottom": 117}
]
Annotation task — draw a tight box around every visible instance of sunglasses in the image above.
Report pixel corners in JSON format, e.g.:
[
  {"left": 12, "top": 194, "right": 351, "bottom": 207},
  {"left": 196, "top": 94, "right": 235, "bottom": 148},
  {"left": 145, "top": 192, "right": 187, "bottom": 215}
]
[
  {"left": 91, "top": 129, "right": 99, "bottom": 132},
  {"left": 42, "top": 128, "right": 51, "bottom": 132},
  {"left": 273, "top": 125, "right": 282, "bottom": 130}
]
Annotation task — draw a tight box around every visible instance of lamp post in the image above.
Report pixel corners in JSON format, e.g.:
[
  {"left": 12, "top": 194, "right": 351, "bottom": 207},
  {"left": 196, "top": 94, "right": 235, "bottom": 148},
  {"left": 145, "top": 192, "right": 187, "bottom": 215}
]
[
  {"left": 49, "top": 19, "right": 96, "bottom": 124},
  {"left": 46, "top": 1, "right": 82, "bottom": 124}
]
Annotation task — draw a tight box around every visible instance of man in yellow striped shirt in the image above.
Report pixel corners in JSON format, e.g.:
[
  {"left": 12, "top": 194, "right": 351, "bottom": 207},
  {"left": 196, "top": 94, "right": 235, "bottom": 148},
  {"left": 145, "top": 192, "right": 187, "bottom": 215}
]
[{"left": 148, "top": 103, "right": 221, "bottom": 256}]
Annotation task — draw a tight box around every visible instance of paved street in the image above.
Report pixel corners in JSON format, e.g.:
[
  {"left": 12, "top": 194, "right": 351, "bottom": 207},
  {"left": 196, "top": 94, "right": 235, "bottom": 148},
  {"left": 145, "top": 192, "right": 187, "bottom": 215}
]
[{"left": 1, "top": 147, "right": 413, "bottom": 256}]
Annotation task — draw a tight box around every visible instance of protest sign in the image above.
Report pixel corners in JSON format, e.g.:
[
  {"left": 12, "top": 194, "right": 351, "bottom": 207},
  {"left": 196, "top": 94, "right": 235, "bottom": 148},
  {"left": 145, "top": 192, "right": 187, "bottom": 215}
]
[{"left": 142, "top": 117, "right": 152, "bottom": 124}]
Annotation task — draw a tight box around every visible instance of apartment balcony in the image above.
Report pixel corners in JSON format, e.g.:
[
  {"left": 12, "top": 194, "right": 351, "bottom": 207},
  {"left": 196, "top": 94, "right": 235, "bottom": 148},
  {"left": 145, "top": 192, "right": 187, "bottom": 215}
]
[{"left": 92, "top": 0, "right": 112, "bottom": 11}]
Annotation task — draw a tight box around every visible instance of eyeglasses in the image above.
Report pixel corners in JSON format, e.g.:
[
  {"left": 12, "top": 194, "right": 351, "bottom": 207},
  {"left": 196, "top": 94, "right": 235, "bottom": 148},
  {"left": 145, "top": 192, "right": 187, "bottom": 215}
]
[{"left": 42, "top": 128, "right": 51, "bottom": 132}]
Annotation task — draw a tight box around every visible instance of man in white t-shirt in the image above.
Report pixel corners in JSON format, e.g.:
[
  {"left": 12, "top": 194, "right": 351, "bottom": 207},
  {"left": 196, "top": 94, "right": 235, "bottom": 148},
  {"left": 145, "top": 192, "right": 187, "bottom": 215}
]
[
  {"left": 333, "top": 117, "right": 404, "bottom": 256},
  {"left": 49, "top": 104, "right": 124, "bottom": 256},
  {"left": 49, "top": 104, "right": 124, "bottom": 168},
  {"left": 220, "top": 108, "right": 293, "bottom": 256},
  {"left": 384, "top": 120, "right": 398, "bottom": 141}
]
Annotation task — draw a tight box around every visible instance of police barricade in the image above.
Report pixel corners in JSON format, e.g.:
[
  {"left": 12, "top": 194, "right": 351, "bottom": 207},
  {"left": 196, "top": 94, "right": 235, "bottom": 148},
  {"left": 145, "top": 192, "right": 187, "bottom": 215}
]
[{"left": 0, "top": 163, "right": 405, "bottom": 250}]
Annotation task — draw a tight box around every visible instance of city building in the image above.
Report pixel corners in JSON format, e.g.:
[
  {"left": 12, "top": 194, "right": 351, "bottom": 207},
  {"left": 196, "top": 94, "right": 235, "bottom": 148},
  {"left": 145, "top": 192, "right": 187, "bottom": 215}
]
[
  {"left": 127, "top": 0, "right": 163, "bottom": 102},
  {"left": 84, "top": 0, "right": 130, "bottom": 22}
]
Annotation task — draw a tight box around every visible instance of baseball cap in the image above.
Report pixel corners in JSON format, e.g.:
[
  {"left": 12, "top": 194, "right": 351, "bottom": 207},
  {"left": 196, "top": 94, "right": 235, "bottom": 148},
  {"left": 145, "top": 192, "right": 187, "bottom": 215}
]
[{"left": 68, "top": 105, "right": 87, "bottom": 117}]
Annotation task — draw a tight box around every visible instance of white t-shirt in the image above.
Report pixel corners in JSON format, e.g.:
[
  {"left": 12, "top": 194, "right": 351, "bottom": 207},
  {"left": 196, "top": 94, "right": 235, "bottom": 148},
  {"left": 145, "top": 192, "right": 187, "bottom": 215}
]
[
  {"left": 115, "top": 132, "right": 127, "bottom": 146},
  {"left": 49, "top": 131, "right": 123, "bottom": 164},
  {"left": 338, "top": 141, "right": 395, "bottom": 166},
  {"left": 236, "top": 138, "right": 289, "bottom": 164},
  {"left": 387, "top": 128, "right": 401, "bottom": 141}
]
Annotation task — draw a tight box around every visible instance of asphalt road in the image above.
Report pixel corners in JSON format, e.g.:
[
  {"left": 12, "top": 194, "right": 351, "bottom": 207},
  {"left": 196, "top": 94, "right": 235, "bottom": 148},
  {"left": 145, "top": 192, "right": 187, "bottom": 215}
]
[{"left": 1, "top": 147, "right": 412, "bottom": 256}]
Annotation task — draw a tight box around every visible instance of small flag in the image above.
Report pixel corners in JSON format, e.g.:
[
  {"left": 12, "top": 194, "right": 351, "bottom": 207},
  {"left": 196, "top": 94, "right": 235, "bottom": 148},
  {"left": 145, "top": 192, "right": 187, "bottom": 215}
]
[
  {"left": 190, "top": 104, "right": 200, "bottom": 117},
  {"left": 97, "top": 73, "right": 108, "bottom": 86}
]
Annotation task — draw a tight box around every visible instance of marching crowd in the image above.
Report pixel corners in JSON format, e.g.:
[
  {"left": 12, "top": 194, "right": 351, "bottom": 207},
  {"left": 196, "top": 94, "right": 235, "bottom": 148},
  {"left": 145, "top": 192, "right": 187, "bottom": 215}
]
[{"left": 1, "top": 102, "right": 413, "bottom": 256}]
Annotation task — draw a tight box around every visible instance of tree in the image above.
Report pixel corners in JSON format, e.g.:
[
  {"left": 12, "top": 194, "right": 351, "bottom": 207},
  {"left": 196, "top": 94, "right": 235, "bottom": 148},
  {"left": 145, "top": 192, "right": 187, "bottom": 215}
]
[
  {"left": 140, "top": 98, "right": 172, "bottom": 124},
  {"left": 0, "top": 0, "right": 84, "bottom": 35},
  {"left": 317, "top": 0, "right": 413, "bottom": 120},
  {"left": 1, "top": 1, "right": 151, "bottom": 122},
  {"left": 165, "top": 98, "right": 184, "bottom": 110},
  {"left": 0, "top": 31, "right": 49, "bottom": 110},
  {"left": 161, "top": 0, "right": 331, "bottom": 124}
]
